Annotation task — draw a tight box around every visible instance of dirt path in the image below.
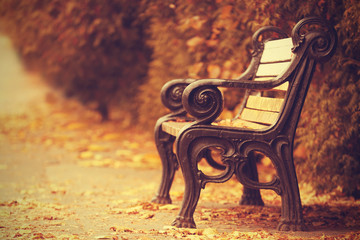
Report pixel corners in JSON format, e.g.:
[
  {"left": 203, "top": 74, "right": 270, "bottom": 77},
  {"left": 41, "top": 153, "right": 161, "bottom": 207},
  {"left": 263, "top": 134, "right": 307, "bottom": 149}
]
[{"left": 0, "top": 34, "right": 359, "bottom": 239}]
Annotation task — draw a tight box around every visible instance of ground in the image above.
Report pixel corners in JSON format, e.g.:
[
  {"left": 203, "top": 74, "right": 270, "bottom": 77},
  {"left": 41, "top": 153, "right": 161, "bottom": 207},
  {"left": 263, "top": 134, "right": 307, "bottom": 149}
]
[{"left": 0, "top": 34, "right": 359, "bottom": 240}]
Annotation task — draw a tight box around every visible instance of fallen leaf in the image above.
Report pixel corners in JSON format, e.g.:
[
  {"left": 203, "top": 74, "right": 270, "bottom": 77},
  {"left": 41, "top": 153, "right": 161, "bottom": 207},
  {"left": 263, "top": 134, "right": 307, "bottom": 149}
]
[
  {"left": 159, "top": 205, "right": 179, "bottom": 211},
  {"left": 115, "top": 149, "right": 133, "bottom": 156},
  {"left": 65, "top": 122, "right": 87, "bottom": 130},
  {"left": 139, "top": 213, "right": 155, "bottom": 219},
  {"left": 95, "top": 236, "right": 118, "bottom": 240},
  {"left": 87, "top": 144, "right": 109, "bottom": 152},
  {"left": 102, "top": 133, "right": 123, "bottom": 141},
  {"left": 202, "top": 228, "right": 218, "bottom": 237},
  {"left": 79, "top": 151, "right": 94, "bottom": 159}
]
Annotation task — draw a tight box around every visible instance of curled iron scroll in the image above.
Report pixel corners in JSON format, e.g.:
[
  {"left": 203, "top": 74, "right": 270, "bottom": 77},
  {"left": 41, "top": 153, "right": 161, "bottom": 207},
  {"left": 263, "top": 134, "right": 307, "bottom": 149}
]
[
  {"left": 291, "top": 17, "right": 337, "bottom": 62},
  {"left": 189, "top": 137, "right": 237, "bottom": 188},
  {"left": 161, "top": 79, "right": 196, "bottom": 111},
  {"left": 182, "top": 86, "right": 223, "bottom": 124}
]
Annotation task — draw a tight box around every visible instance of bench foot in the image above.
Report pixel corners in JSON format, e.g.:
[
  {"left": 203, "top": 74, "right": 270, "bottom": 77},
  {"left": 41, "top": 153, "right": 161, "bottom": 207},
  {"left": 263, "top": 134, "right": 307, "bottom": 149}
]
[
  {"left": 172, "top": 216, "right": 196, "bottom": 228},
  {"left": 277, "top": 219, "right": 307, "bottom": 231},
  {"left": 151, "top": 195, "right": 172, "bottom": 204}
]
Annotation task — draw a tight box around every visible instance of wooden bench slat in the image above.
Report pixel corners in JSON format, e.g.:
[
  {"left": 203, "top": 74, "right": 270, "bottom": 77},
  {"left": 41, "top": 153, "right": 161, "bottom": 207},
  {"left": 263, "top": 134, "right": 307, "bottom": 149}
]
[
  {"left": 261, "top": 38, "right": 293, "bottom": 63},
  {"left": 254, "top": 77, "right": 289, "bottom": 91},
  {"left": 246, "top": 95, "right": 284, "bottom": 112},
  {"left": 162, "top": 121, "right": 190, "bottom": 136},
  {"left": 239, "top": 108, "right": 279, "bottom": 125},
  {"left": 263, "top": 38, "right": 293, "bottom": 49},
  {"left": 216, "top": 118, "right": 268, "bottom": 129},
  {"left": 256, "top": 62, "right": 291, "bottom": 77},
  {"left": 261, "top": 49, "right": 292, "bottom": 63}
]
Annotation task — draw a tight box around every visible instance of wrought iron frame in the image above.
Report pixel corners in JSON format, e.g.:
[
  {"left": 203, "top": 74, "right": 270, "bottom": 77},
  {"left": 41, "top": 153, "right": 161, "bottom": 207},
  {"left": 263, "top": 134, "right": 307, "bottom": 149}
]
[{"left": 152, "top": 17, "right": 337, "bottom": 231}]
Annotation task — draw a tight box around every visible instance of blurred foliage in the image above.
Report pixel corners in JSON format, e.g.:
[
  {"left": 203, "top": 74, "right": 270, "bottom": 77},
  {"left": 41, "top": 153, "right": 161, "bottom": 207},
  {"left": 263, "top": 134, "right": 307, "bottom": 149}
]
[
  {"left": 0, "top": 0, "right": 151, "bottom": 120},
  {"left": 0, "top": 0, "right": 359, "bottom": 197},
  {"left": 293, "top": 0, "right": 360, "bottom": 198}
]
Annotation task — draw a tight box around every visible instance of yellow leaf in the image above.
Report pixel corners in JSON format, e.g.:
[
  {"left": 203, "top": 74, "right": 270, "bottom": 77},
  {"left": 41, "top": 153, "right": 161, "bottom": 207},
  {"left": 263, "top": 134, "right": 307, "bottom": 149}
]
[
  {"left": 139, "top": 213, "right": 155, "bottom": 219},
  {"left": 79, "top": 151, "right": 94, "bottom": 159},
  {"left": 95, "top": 236, "right": 117, "bottom": 240},
  {"left": 128, "top": 142, "right": 140, "bottom": 149},
  {"left": 115, "top": 149, "right": 133, "bottom": 156},
  {"left": 66, "top": 122, "right": 87, "bottom": 130},
  {"left": 159, "top": 205, "right": 179, "bottom": 210},
  {"left": 88, "top": 144, "right": 109, "bottom": 152},
  {"left": 102, "top": 133, "right": 123, "bottom": 141},
  {"left": 202, "top": 228, "right": 218, "bottom": 237}
]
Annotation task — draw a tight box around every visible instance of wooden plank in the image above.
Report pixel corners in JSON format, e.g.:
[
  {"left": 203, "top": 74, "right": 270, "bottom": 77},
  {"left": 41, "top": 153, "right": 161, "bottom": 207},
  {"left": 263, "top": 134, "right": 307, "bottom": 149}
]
[
  {"left": 246, "top": 95, "right": 284, "bottom": 112},
  {"left": 162, "top": 121, "right": 191, "bottom": 136},
  {"left": 273, "top": 82, "right": 288, "bottom": 91},
  {"left": 254, "top": 76, "right": 273, "bottom": 81},
  {"left": 261, "top": 38, "right": 293, "bottom": 63},
  {"left": 239, "top": 108, "right": 279, "bottom": 125},
  {"left": 256, "top": 62, "right": 291, "bottom": 77},
  {"left": 254, "top": 77, "right": 289, "bottom": 91},
  {"left": 215, "top": 118, "right": 268, "bottom": 129},
  {"left": 261, "top": 48, "right": 292, "bottom": 63},
  {"left": 264, "top": 38, "right": 293, "bottom": 49}
]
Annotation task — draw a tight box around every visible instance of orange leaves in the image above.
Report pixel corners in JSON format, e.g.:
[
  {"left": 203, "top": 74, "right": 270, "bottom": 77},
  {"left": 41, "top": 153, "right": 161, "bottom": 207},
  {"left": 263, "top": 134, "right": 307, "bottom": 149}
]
[
  {"left": 219, "top": 5, "right": 233, "bottom": 19},
  {"left": 101, "top": 133, "right": 124, "bottom": 141},
  {"left": 64, "top": 122, "right": 88, "bottom": 130},
  {"left": 186, "top": 36, "right": 205, "bottom": 49}
]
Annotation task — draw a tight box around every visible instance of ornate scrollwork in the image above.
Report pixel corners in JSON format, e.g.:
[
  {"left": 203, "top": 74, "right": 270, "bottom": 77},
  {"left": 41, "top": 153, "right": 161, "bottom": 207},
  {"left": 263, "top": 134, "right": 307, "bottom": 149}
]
[
  {"left": 187, "top": 137, "right": 237, "bottom": 189},
  {"left": 291, "top": 17, "right": 337, "bottom": 62},
  {"left": 222, "top": 152, "right": 241, "bottom": 164},
  {"left": 161, "top": 79, "right": 196, "bottom": 111},
  {"left": 161, "top": 83, "right": 188, "bottom": 111},
  {"left": 182, "top": 86, "right": 223, "bottom": 124},
  {"left": 235, "top": 140, "right": 283, "bottom": 195},
  {"left": 198, "top": 162, "right": 235, "bottom": 189},
  {"left": 237, "top": 161, "right": 282, "bottom": 195}
]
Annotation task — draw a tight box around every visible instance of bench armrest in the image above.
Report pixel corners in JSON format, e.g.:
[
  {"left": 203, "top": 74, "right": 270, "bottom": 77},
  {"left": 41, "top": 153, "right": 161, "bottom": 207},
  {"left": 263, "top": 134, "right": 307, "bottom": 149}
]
[
  {"left": 160, "top": 78, "right": 197, "bottom": 112},
  {"left": 181, "top": 76, "right": 289, "bottom": 124}
]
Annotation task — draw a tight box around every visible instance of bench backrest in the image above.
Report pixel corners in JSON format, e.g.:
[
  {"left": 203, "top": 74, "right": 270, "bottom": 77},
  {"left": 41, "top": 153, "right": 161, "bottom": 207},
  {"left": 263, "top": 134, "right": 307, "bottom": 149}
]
[{"left": 235, "top": 37, "right": 293, "bottom": 129}]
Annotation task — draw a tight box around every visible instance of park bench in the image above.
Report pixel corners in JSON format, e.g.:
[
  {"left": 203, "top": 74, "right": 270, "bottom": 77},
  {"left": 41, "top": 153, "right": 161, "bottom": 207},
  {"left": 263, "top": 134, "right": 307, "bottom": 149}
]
[{"left": 151, "top": 17, "right": 337, "bottom": 231}]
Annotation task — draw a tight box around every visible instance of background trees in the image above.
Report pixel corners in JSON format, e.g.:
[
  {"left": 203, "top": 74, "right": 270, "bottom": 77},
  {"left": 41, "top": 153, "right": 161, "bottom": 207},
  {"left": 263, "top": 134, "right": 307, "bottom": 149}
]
[
  {"left": 0, "top": 0, "right": 359, "bottom": 197},
  {"left": 0, "top": 0, "right": 150, "bottom": 121}
]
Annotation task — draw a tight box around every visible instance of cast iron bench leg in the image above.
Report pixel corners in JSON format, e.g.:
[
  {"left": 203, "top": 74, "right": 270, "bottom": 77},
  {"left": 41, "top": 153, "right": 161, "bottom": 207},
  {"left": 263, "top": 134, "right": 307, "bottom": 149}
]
[
  {"left": 276, "top": 147, "right": 306, "bottom": 231},
  {"left": 171, "top": 134, "right": 201, "bottom": 228},
  {"left": 152, "top": 119, "right": 178, "bottom": 204}
]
